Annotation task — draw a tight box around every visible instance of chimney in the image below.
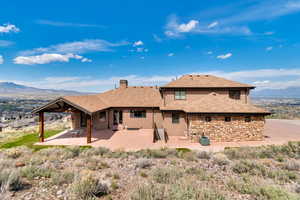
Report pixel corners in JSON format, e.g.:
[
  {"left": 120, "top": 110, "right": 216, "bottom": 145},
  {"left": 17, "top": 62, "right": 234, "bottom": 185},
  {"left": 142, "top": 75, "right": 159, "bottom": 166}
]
[{"left": 119, "top": 80, "right": 128, "bottom": 89}]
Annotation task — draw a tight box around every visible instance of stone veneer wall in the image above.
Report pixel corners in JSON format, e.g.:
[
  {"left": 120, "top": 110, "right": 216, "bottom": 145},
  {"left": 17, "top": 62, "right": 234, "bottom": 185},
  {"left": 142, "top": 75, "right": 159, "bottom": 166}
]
[{"left": 189, "top": 115, "right": 265, "bottom": 142}]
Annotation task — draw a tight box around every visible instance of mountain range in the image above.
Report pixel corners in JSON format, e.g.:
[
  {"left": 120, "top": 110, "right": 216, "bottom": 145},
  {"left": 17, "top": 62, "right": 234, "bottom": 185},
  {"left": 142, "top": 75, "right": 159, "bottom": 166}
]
[
  {"left": 0, "top": 81, "right": 299, "bottom": 99},
  {"left": 0, "top": 82, "right": 87, "bottom": 99}
]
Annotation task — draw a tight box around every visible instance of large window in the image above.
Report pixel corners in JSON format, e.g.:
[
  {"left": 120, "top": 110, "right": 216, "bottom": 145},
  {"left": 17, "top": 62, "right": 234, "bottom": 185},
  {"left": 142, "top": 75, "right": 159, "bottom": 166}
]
[
  {"left": 229, "top": 90, "right": 241, "bottom": 100},
  {"left": 225, "top": 116, "right": 231, "bottom": 122},
  {"left": 130, "top": 110, "right": 146, "bottom": 118},
  {"left": 245, "top": 116, "right": 251, "bottom": 122},
  {"left": 172, "top": 113, "right": 180, "bottom": 123},
  {"left": 175, "top": 90, "right": 186, "bottom": 100},
  {"left": 205, "top": 116, "right": 212, "bottom": 122},
  {"left": 99, "top": 111, "right": 106, "bottom": 122}
]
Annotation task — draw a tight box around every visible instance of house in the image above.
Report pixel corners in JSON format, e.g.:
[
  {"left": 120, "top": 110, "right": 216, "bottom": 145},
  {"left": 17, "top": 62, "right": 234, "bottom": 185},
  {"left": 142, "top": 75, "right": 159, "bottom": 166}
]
[{"left": 33, "top": 75, "right": 270, "bottom": 143}]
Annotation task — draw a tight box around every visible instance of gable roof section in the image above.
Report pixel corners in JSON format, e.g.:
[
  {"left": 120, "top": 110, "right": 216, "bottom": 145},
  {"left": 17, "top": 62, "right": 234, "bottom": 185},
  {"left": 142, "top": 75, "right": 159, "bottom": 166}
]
[
  {"left": 161, "top": 74, "right": 254, "bottom": 89},
  {"left": 160, "top": 93, "right": 270, "bottom": 114}
]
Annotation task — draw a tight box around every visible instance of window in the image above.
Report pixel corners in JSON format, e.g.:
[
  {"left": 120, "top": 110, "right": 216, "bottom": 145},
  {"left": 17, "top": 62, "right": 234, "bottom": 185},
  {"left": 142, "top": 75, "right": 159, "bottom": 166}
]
[
  {"left": 225, "top": 117, "right": 231, "bottom": 122},
  {"left": 175, "top": 90, "right": 186, "bottom": 100},
  {"left": 205, "top": 116, "right": 212, "bottom": 122},
  {"left": 99, "top": 111, "right": 106, "bottom": 122},
  {"left": 172, "top": 113, "right": 180, "bottom": 123},
  {"left": 245, "top": 116, "right": 251, "bottom": 122},
  {"left": 130, "top": 110, "right": 146, "bottom": 118},
  {"left": 229, "top": 90, "right": 241, "bottom": 100}
]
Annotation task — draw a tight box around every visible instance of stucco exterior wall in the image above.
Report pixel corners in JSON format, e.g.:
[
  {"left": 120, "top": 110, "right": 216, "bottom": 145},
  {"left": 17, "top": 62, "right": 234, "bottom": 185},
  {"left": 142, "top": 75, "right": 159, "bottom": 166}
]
[
  {"left": 163, "top": 89, "right": 248, "bottom": 105},
  {"left": 122, "top": 109, "right": 154, "bottom": 129},
  {"left": 163, "top": 112, "right": 187, "bottom": 136},
  {"left": 189, "top": 115, "right": 265, "bottom": 142}
]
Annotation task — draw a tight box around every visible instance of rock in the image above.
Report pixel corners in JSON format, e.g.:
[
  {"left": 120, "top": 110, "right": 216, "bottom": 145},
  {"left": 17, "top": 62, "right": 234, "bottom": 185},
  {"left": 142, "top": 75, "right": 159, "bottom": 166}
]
[
  {"left": 15, "top": 162, "right": 25, "bottom": 167},
  {"left": 57, "top": 190, "right": 63, "bottom": 196}
]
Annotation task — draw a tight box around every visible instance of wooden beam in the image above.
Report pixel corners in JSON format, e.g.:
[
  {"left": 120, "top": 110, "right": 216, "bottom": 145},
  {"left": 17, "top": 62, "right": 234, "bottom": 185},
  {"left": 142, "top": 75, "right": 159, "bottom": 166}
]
[
  {"left": 39, "top": 112, "right": 44, "bottom": 142},
  {"left": 87, "top": 115, "right": 92, "bottom": 143}
]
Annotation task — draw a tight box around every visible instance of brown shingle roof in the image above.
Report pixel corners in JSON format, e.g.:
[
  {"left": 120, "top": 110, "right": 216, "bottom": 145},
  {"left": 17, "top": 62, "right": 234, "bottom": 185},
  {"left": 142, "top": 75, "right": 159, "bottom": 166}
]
[
  {"left": 161, "top": 74, "right": 254, "bottom": 88},
  {"left": 97, "top": 86, "right": 162, "bottom": 108},
  {"left": 160, "top": 93, "right": 270, "bottom": 114},
  {"left": 57, "top": 86, "right": 162, "bottom": 113}
]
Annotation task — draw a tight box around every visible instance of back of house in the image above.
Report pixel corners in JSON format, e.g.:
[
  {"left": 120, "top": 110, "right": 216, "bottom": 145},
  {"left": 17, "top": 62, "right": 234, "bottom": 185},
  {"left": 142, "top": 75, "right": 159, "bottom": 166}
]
[{"left": 33, "top": 74, "right": 270, "bottom": 143}]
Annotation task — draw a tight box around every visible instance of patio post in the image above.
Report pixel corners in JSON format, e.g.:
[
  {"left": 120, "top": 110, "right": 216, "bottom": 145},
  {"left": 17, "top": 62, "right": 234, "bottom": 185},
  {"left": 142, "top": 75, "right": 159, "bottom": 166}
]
[
  {"left": 87, "top": 114, "right": 92, "bottom": 143},
  {"left": 39, "top": 112, "right": 44, "bottom": 142}
]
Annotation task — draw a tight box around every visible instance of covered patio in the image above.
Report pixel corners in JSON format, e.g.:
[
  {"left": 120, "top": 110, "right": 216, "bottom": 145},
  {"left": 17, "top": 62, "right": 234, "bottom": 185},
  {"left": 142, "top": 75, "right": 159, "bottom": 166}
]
[
  {"left": 35, "top": 119, "right": 300, "bottom": 151},
  {"left": 32, "top": 97, "right": 96, "bottom": 144}
]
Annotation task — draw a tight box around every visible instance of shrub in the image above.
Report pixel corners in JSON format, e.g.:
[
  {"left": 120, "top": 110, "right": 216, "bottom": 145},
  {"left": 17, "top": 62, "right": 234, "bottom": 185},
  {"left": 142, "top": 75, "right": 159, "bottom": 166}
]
[
  {"left": 152, "top": 168, "right": 182, "bottom": 184},
  {"left": 51, "top": 171, "right": 74, "bottom": 185},
  {"left": 232, "top": 160, "right": 267, "bottom": 176},
  {"left": 4, "top": 146, "right": 32, "bottom": 159},
  {"left": 80, "top": 147, "right": 110, "bottom": 157},
  {"left": 258, "top": 185, "right": 297, "bottom": 200},
  {"left": 140, "top": 171, "right": 148, "bottom": 178},
  {"left": 212, "top": 153, "right": 230, "bottom": 166},
  {"left": 69, "top": 175, "right": 110, "bottom": 200},
  {"left": 135, "top": 158, "right": 152, "bottom": 169},
  {"left": 21, "top": 165, "right": 53, "bottom": 180},
  {"left": 197, "top": 151, "right": 212, "bottom": 160},
  {"left": 185, "top": 167, "right": 211, "bottom": 181},
  {"left": 131, "top": 183, "right": 165, "bottom": 200},
  {"left": 284, "top": 159, "right": 300, "bottom": 171},
  {"left": 179, "top": 151, "right": 197, "bottom": 162},
  {"left": 0, "top": 169, "right": 26, "bottom": 192},
  {"left": 38, "top": 147, "right": 74, "bottom": 160}
]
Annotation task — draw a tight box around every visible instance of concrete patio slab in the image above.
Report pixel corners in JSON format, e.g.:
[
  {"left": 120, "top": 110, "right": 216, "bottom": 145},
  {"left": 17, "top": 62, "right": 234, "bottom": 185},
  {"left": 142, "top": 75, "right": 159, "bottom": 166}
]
[{"left": 35, "top": 119, "right": 300, "bottom": 152}]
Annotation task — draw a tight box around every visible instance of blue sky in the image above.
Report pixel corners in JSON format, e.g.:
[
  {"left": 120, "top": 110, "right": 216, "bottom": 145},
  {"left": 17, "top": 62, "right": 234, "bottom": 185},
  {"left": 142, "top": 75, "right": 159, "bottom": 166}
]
[{"left": 1, "top": 0, "right": 300, "bottom": 92}]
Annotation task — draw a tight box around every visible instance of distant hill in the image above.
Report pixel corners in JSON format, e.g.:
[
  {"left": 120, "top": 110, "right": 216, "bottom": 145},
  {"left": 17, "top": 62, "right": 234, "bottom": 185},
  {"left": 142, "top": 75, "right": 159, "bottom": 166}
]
[
  {"left": 0, "top": 82, "right": 89, "bottom": 99},
  {"left": 252, "top": 87, "right": 300, "bottom": 98}
]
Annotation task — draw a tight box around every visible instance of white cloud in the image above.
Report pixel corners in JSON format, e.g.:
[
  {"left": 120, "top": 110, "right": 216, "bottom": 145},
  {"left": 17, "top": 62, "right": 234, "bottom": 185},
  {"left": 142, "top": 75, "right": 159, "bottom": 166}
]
[
  {"left": 207, "top": 51, "right": 213, "bottom": 55},
  {"left": 217, "top": 53, "right": 232, "bottom": 59},
  {"left": 133, "top": 40, "right": 143, "bottom": 47},
  {"left": 0, "top": 55, "right": 3, "bottom": 64},
  {"left": 35, "top": 20, "right": 105, "bottom": 28},
  {"left": 13, "top": 53, "right": 91, "bottom": 65},
  {"left": 20, "top": 39, "right": 129, "bottom": 56},
  {"left": 266, "top": 46, "right": 273, "bottom": 51},
  {"left": 164, "top": 15, "right": 251, "bottom": 38},
  {"left": 177, "top": 20, "right": 199, "bottom": 32},
  {"left": 81, "top": 58, "right": 92, "bottom": 63},
  {"left": 168, "top": 53, "right": 174, "bottom": 57},
  {"left": 153, "top": 34, "right": 163, "bottom": 42},
  {"left": 207, "top": 21, "right": 219, "bottom": 29},
  {"left": 0, "top": 40, "right": 14, "bottom": 47},
  {"left": 165, "top": 1, "right": 300, "bottom": 38},
  {"left": 0, "top": 23, "right": 20, "bottom": 33}
]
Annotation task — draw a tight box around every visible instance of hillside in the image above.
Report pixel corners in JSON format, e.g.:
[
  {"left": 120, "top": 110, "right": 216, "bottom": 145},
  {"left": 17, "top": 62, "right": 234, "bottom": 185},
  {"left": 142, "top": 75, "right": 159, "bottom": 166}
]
[
  {"left": 252, "top": 87, "right": 300, "bottom": 98},
  {"left": 0, "top": 82, "right": 88, "bottom": 99}
]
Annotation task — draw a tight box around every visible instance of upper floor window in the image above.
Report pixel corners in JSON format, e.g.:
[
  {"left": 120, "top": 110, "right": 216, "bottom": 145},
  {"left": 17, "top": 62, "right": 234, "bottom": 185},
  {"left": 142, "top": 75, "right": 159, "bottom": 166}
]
[
  {"left": 229, "top": 90, "right": 241, "bottom": 100},
  {"left": 130, "top": 110, "right": 146, "bottom": 118},
  {"left": 175, "top": 90, "right": 186, "bottom": 100},
  {"left": 99, "top": 111, "right": 106, "bottom": 122},
  {"left": 172, "top": 113, "right": 180, "bottom": 123}
]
